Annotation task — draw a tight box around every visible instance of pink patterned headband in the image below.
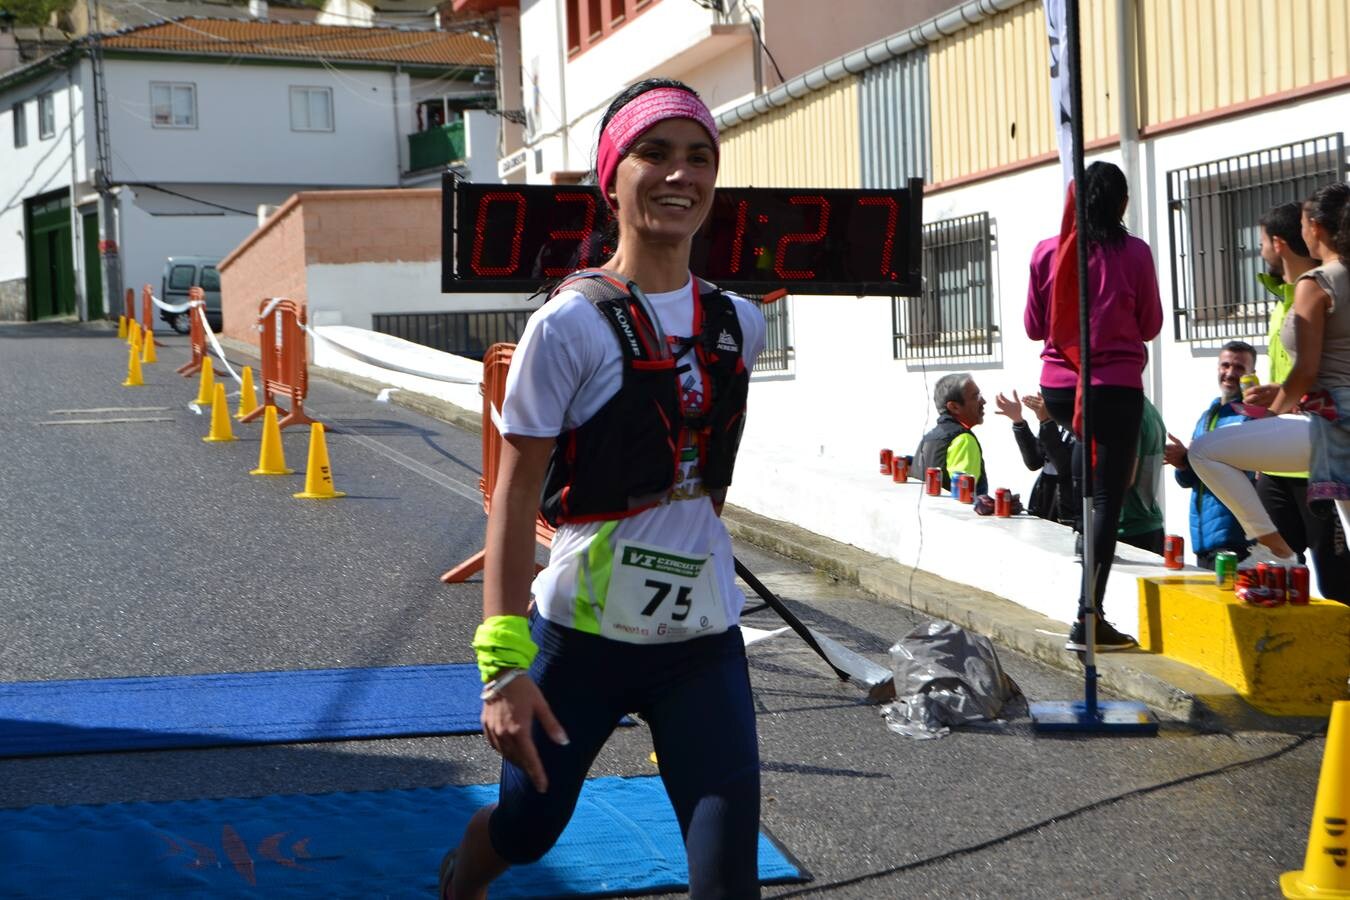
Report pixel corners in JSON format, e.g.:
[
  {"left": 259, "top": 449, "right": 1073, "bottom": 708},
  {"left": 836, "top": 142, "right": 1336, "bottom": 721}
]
[{"left": 596, "top": 87, "right": 719, "bottom": 208}]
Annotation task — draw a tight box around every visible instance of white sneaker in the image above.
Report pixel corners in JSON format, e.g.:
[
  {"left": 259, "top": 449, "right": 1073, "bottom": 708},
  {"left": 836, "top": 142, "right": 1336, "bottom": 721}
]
[{"left": 1236, "top": 544, "right": 1299, "bottom": 570}]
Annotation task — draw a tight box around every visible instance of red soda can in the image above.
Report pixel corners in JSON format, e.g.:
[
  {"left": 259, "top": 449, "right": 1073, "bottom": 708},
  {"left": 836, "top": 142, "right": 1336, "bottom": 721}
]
[
  {"left": 925, "top": 467, "right": 941, "bottom": 496},
  {"left": 879, "top": 448, "right": 893, "bottom": 475},
  {"left": 891, "top": 456, "right": 907, "bottom": 483},
  {"left": 995, "top": 488, "right": 1011, "bottom": 517},
  {"left": 958, "top": 474, "right": 975, "bottom": 504},
  {"left": 1255, "top": 562, "right": 1272, "bottom": 591},
  {"left": 1289, "top": 565, "right": 1311, "bottom": 605},
  {"left": 1163, "top": 534, "right": 1185, "bottom": 569},
  {"left": 1267, "top": 564, "right": 1287, "bottom": 602}
]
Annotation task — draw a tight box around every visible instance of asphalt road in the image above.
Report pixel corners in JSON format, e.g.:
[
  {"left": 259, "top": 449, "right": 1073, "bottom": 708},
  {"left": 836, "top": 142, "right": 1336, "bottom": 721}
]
[{"left": 0, "top": 321, "right": 1331, "bottom": 899}]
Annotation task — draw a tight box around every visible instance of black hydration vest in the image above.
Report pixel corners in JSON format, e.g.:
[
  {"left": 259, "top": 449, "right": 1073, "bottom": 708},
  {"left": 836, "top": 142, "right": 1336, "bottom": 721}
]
[
  {"left": 540, "top": 271, "right": 750, "bottom": 526},
  {"left": 915, "top": 412, "right": 988, "bottom": 495}
]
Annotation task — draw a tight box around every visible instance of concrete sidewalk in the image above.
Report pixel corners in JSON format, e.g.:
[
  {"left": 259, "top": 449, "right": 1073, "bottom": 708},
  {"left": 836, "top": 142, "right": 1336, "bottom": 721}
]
[{"left": 217, "top": 333, "right": 1320, "bottom": 731}]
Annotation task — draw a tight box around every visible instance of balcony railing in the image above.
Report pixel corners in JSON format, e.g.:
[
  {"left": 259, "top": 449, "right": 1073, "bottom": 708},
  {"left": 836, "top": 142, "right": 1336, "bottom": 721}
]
[{"left": 408, "top": 121, "right": 466, "bottom": 172}]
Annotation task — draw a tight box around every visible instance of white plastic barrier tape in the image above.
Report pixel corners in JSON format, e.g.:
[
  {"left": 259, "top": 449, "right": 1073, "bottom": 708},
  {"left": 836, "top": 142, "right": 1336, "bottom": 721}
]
[
  {"left": 302, "top": 325, "right": 479, "bottom": 386},
  {"left": 197, "top": 303, "right": 242, "bottom": 385},
  {"left": 149, "top": 293, "right": 193, "bottom": 315}
]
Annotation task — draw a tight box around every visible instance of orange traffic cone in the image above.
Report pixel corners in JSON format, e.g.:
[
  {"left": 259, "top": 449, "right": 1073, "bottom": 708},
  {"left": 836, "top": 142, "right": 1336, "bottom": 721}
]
[
  {"left": 202, "top": 382, "right": 236, "bottom": 443},
  {"left": 293, "top": 423, "right": 344, "bottom": 499},
  {"left": 194, "top": 357, "right": 215, "bottom": 405},
  {"left": 1282, "top": 700, "right": 1350, "bottom": 898},
  {"left": 236, "top": 365, "right": 259, "bottom": 420},
  {"left": 250, "top": 405, "right": 293, "bottom": 475},
  {"left": 117, "top": 315, "right": 127, "bottom": 339},
  {"left": 121, "top": 342, "right": 143, "bottom": 387},
  {"left": 141, "top": 328, "right": 158, "bottom": 364}
]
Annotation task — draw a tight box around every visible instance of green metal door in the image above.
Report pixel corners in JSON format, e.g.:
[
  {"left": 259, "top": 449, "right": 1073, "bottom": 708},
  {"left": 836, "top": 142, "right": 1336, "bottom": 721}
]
[
  {"left": 26, "top": 192, "right": 75, "bottom": 319},
  {"left": 82, "top": 211, "right": 103, "bottom": 320}
]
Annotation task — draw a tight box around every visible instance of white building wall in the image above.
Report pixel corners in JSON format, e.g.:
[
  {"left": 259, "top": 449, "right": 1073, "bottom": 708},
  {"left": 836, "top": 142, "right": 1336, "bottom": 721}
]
[
  {"left": 731, "top": 88, "right": 1350, "bottom": 604},
  {"left": 0, "top": 66, "right": 82, "bottom": 284},
  {"left": 305, "top": 260, "right": 537, "bottom": 328},
  {"left": 101, "top": 59, "right": 403, "bottom": 186}
]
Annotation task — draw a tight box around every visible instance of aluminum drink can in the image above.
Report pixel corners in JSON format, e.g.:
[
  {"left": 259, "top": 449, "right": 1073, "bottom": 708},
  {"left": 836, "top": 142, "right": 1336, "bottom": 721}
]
[
  {"left": 925, "top": 467, "right": 942, "bottom": 496},
  {"left": 995, "top": 488, "right": 1011, "bottom": 517},
  {"left": 1240, "top": 374, "right": 1260, "bottom": 393},
  {"left": 1255, "top": 562, "right": 1272, "bottom": 592},
  {"left": 880, "top": 448, "right": 893, "bottom": 475},
  {"left": 891, "top": 456, "right": 907, "bottom": 483},
  {"left": 1268, "top": 564, "right": 1287, "bottom": 602},
  {"left": 1214, "top": 551, "right": 1237, "bottom": 589},
  {"left": 1289, "top": 565, "right": 1311, "bottom": 605},
  {"left": 958, "top": 474, "right": 975, "bottom": 504},
  {"left": 1163, "top": 534, "right": 1185, "bottom": 569},
  {"left": 949, "top": 472, "right": 965, "bottom": 499}
]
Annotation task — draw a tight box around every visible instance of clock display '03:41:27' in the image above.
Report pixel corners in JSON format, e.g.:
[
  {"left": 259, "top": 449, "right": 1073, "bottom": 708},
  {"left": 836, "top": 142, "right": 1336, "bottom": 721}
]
[{"left": 445, "top": 180, "right": 924, "bottom": 297}]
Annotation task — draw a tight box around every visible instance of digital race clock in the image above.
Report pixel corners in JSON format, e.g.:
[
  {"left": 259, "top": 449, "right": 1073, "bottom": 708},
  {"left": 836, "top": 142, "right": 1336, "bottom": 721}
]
[{"left": 442, "top": 176, "right": 924, "bottom": 297}]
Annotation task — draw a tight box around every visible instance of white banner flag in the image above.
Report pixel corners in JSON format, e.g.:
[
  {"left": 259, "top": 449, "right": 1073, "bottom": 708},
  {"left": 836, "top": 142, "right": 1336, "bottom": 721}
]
[{"left": 1044, "top": 0, "right": 1075, "bottom": 190}]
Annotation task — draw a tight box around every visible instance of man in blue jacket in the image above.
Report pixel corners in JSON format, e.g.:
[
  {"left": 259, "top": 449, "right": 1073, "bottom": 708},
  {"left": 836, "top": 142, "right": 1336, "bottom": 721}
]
[{"left": 1163, "top": 341, "right": 1258, "bottom": 569}]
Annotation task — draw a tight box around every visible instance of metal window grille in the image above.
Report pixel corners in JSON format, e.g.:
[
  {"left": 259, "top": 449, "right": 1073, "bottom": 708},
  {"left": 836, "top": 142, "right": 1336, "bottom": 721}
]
[
  {"left": 752, "top": 297, "right": 790, "bottom": 372},
  {"left": 893, "top": 212, "right": 996, "bottom": 360},
  {"left": 1167, "top": 133, "right": 1345, "bottom": 344},
  {"left": 372, "top": 310, "right": 532, "bottom": 361}
]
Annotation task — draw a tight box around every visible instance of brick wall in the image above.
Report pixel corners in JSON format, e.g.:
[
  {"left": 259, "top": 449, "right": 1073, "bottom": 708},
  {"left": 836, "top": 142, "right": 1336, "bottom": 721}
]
[
  {"left": 217, "top": 189, "right": 441, "bottom": 346},
  {"left": 218, "top": 197, "right": 308, "bottom": 346}
]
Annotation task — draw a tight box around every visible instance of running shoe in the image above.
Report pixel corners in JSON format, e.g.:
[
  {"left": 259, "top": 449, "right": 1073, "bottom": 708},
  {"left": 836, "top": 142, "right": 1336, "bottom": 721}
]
[
  {"left": 1236, "top": 544, "right": 1299, "bottom": 571},
  {"left": 1065, "top": 617, "right": 1138, "bottom": 652}
]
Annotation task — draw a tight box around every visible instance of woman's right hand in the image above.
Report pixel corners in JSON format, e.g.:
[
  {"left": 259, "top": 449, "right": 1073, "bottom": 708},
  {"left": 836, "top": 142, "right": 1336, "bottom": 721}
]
[{"left": 482, "top": 674, "right": 570, "bottom": 793}]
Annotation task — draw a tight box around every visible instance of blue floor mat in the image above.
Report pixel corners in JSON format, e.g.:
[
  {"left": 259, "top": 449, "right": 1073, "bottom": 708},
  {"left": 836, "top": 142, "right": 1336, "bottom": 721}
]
[
  {"left": 0, "top": 775, "right": 808, "bottom": 898},
  {"left": 0, "top": 664, "right": 627, "bottom": 757}
]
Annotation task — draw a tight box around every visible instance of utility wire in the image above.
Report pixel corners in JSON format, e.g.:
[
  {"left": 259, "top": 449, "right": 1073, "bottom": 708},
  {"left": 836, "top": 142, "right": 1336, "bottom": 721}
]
[{"left": 770, "top": 726, "right": 1325, "bottom": 897}]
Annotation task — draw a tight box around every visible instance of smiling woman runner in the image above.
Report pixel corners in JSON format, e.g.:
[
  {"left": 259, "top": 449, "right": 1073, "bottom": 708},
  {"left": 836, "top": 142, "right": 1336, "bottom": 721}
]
[{"left": 440, "top": 78, "right": 767, "bottom": 900}]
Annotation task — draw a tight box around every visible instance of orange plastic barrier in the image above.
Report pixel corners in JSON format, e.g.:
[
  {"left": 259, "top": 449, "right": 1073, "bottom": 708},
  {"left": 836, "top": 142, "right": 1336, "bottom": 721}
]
[
  {"left": 124, "top": 287, "right": 135, "bottom": 325},
  {"left": 175, "top": 287, "right": 208, "bottom": 377},
  {"left": 240, "top": 298, "right": 314, "bottom": 430},
  {"left": 441, "top": 343, "right": 555, "bottom": 584},
  {"left": 140, "top": 285, "right": 158, "bottom": 348}
]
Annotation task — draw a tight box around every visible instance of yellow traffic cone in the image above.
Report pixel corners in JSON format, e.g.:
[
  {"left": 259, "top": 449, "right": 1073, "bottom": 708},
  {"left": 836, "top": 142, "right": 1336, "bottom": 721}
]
[
  {"left": 141, "top": 329, "right": 158, "bottom": 364},
  {"left": 117, "top": 315, "right": 127, "bottom": 339},
  {"left": 194, "top": 357, "right": 215, "bottom": 405},
  {"left": 236, "top": 365, "right": 259, "bottom": 420},
  {"left": 1283, "top": 700, "right": 1350, "bottom": 898},
  {"left": 202, "top": 382, "right": 236, "bottom": 443},
  {"left": 251, "top": 405, "right": 293, "bottom": 476},
  {"left": 293, "top": 423, "right": 344, "bottom": 499},
  {"left": 129, "top": 320, "right": 141, "bottom": 349},
  {"left": 121, "top": 343, "right": 144, "bottom": 387}
]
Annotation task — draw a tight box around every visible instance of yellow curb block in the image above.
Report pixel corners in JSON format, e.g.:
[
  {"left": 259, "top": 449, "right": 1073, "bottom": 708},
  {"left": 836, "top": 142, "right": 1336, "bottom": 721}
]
[{"left": 1138, "top": 575, "right": 1349, "bottom": 717}]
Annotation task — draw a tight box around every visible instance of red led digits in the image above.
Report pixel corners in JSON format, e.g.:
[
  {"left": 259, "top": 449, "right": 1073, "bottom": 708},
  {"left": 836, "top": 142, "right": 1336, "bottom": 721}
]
[
  {"left": 470, "top": 191, "right": 527, "bottom": 276},
  {"left": 773, "top": 196, "right": 829, "bottom": 280},
  {"left": 543, "top": 192, "right": 597, "bottom": 277},
  {"left": 857, "top": 196, "right": 897, "bottom": 278},
  {"left": 728, "top": 200, "right": 749, "bottom": 274}
]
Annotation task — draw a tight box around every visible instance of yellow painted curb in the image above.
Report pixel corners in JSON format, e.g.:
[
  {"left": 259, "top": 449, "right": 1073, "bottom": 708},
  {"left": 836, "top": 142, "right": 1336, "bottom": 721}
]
[{"left": 1138, "top": 575, "right": 1350, "bottom": 716}]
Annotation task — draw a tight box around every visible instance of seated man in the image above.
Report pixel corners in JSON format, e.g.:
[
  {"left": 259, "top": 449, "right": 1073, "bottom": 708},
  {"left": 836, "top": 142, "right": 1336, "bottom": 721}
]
[
  {"left": 1164, "top": 341, "right": 1258, "bottom": 569},
  {"left": 995, "top": 389, "right": 1075, "bottom": 523},
  {"left": 916, "top": 373, "right": 988, "bottom": 494},
  {"left": 1118, "top": 396, "right": 1167, "bottom": 555}
]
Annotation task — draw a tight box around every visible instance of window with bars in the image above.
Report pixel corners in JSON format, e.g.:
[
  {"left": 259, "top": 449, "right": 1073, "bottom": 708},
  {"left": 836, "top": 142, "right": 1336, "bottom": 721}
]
[
  {"left": 892, "top": 212, "right": 996, "bottom": 361},
  {"left": 1167, "top": 133, "right": 1345, "bottom": 343},
  {"left": 752, "top": 297, "right": 790, "bottom": 372},
  {"left": 565, "top": 0, "right": 661, "bottom": 56}
]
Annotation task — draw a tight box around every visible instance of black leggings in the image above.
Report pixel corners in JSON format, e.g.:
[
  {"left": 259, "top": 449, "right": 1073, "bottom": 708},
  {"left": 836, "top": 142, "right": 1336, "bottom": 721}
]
[{"left": 1042, "top": 385, "right": 1143, "bottom": 620}]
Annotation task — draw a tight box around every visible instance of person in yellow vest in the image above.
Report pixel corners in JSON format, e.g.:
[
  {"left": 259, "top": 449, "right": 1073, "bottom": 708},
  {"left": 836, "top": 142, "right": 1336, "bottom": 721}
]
[{"left": 1242, "top": 202, "right": 1348, "bottom": 601}]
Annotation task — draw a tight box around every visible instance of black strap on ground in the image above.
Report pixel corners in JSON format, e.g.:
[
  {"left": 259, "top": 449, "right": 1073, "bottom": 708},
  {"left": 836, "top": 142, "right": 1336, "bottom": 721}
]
[{"left": 733, "top": 557, "right": 850, "bottom": 681}]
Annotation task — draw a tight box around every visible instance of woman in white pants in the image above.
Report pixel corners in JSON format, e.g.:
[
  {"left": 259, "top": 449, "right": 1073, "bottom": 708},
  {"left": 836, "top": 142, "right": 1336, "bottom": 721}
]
[{"left": 1188, "top": 183, "right": 1350, "bottom": 575}]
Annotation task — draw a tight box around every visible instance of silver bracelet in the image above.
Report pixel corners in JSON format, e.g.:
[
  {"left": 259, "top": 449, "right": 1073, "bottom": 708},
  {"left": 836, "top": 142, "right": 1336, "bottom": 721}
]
[{"left": 480, "top": 667, "right": 526, "bottom": 702}]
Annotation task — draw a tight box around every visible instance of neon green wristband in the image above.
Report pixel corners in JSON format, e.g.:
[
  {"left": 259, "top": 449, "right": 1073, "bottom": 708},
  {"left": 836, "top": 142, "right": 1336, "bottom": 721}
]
[{"left": 472, "top": 615, "right": 539, "bottom": 684}]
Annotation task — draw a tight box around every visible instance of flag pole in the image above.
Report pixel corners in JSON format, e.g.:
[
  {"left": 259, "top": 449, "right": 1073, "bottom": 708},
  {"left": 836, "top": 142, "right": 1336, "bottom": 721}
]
[{"left": 1030, "top": 0, "right": 1157, "bottom": 735}]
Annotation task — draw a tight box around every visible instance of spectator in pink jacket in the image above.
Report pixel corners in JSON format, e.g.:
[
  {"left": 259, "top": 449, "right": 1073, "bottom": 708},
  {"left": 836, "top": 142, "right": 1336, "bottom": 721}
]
[{"left": 1025, "top": 161, "right": 1164, "bottom": 652}]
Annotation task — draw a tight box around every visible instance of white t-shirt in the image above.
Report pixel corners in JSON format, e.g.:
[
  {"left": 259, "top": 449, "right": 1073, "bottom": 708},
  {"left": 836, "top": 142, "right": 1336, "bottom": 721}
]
[{"left": 500, "top": 275, "right": 766, "bottom": 637}]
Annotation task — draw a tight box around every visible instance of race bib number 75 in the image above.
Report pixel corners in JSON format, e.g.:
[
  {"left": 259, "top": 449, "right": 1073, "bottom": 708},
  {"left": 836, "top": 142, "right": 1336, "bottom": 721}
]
[{"left": 600, "top": 540, "right": 728, "bottom": 644}]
